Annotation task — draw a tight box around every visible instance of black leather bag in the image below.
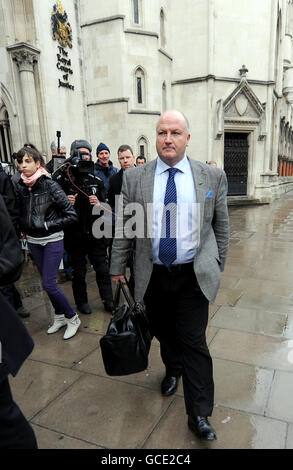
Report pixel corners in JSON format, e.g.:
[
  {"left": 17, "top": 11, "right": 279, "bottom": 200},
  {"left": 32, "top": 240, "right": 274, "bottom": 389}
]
[{"left": 100, "top": 281, "right": 152, "bottom": 376}]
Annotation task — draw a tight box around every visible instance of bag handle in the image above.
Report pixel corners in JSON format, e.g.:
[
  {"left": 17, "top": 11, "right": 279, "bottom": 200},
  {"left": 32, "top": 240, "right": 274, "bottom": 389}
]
[
  {"left": 120, "top": 281, "right": 132, "bottom": 306},
  {"left": 113, "top": 280, "right": 122, "bottom": 308},
  {"left": 113, "top": 279, "right": 133, "bottom": 309}
]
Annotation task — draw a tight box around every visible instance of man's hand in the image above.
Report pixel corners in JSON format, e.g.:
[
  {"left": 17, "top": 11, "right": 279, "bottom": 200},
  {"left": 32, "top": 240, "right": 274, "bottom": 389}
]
[
  {"left": 68, "top": 193, "right": 78, "bottom": 205},
  {"left": 111, "top": 275, "right": 127, "bottom": 284},
  {"left": 89, "top": 195, "right": 100, "bottom": 206}
]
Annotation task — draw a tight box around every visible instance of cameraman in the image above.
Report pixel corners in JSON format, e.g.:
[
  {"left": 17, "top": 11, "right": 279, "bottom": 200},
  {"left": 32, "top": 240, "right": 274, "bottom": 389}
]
[{"left": 53, "top": 140, "right": 114, "bottom": 315}]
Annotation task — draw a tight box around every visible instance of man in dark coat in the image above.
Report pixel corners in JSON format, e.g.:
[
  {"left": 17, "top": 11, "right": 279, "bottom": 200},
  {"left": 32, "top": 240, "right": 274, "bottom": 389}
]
[
  {"left": 107, "top": 144, "right": 136, "bottom": 210},
  {"left": 94, "top": 142, "right": 118, "bottom": 197},
  {"left": 0, "top": 195, "right": 37, "bottom": 449}
]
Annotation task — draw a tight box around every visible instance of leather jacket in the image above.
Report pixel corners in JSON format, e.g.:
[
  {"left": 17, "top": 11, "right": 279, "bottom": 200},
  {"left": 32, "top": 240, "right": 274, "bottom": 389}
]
[{"left": 17, "top": 175, "right": 78, "bottom": 238}]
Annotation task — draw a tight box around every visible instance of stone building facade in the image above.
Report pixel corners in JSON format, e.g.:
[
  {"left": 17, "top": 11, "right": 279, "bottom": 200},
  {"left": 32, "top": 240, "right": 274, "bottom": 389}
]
[{"left": 0, "top": 0, "right": 293, "bottom": 203}]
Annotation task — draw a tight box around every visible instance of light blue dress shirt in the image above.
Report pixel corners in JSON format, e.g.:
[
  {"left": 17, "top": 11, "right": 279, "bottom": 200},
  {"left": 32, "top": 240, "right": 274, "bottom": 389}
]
[{"left": 152, "top": 155, "right": 199, "bottom": 264}]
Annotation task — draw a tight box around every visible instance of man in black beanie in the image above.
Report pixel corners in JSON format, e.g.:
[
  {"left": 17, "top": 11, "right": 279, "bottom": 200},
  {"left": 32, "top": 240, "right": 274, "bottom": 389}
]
[
  {"left": 53, "top": 139, "right": 114, "bottom": 314},
  {"left": 94, "top": 142, "right": 118, "bottom": 197}
]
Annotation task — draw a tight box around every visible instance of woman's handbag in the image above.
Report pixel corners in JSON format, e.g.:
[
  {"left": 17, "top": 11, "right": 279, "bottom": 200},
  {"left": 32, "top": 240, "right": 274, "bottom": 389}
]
[{"left": 99, "top": 281, "right": 152, "bottom": 376}]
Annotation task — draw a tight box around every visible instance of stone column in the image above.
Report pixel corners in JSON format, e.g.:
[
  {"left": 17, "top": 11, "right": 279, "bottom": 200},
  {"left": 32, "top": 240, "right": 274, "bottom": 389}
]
[{"left": 8, "top": 43, "right": 41, "bottom": 150}]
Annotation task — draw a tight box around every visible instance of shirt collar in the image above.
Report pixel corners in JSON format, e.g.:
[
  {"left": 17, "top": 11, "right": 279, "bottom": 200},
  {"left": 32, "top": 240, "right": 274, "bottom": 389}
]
[{"left": 156, "top": 154, "right": 188, "bottom": 175}]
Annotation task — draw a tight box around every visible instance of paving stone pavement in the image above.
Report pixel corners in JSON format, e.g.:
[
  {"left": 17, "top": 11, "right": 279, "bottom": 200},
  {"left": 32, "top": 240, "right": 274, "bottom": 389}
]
[{"left": 11, "top": 189, "right": 293, "bottom": 450}]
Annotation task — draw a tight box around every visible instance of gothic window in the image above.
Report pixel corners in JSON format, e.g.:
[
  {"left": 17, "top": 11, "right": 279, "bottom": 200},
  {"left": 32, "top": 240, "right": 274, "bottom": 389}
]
[
  {"left": 285, "top": 122, "right": 289, "bottom": 157},
  {"left": 137, "top": 77, "right": 142, "bottom": 103},
  {"left": 162, "top": 81, "right": 167, "bottom": 111},
  {"left": 138, "top": 136, "right": 148, "bottom": 160},
  {"left": 135, "top": 67, "right": 146, "bottom": 106},
  {"left": 160, "top": 8, "right": 166, "bottom": 48},
  {"left": 133, "top": 0, "right": 142, "bottom": 25},
  {"left": 0, "top": 108, "right": 13, "bottom": 166},
  {"left": 279, "top": 117, "right": 285, "bottom": 157}
]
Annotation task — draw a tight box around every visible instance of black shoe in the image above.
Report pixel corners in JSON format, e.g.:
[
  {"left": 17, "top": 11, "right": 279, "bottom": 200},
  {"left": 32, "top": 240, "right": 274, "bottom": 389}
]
[
  {"left": 77, "top": 303, "right": 92, "bottom": 315},
  {"left": 161, "top": 375, "right": 179, "bottom": 397},
  {"left": 103, "top": 300, "right": 114, "bottom": 313},
  {"left": 188, "top": 416, "right": 217, "bottom": 441},
  {"left": 16, "top": 306, "right": 30, "bottom": 318}
]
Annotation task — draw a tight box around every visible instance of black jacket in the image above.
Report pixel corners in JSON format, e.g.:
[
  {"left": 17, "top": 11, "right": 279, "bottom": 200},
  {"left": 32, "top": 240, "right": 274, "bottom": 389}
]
[
  {"left": 17, "top": 175, "right": 78, "bottom": 238},
  {"left": 108, "top": 169, "right": 124, "bottom": 210},
  {"left": 0, "top": 195, "right": 23, "bottom": 285},
  {"left": 0, "top": 195, "right": 33, "bottom": 380},
  {"left": 53, "top": 163, "right": 106, "bottom": 235},
  {"left": 0, "top": 164, "right": 19, "bottom": 233}
]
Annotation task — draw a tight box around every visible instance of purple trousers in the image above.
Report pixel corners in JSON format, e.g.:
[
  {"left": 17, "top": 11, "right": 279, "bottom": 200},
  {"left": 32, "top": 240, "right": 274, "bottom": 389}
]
[{"left": 28, "top": 240, "right": 75, "bottom": 318}]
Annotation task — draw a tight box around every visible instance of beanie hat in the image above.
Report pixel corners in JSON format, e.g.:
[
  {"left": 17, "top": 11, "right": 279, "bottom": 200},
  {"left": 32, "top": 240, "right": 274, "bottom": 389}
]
[
  {"left": 96, "top": 142, "right": 110, "bottom": 155},
  {"left": 70, "top": 139, "right": 92, "bottom": 156}
]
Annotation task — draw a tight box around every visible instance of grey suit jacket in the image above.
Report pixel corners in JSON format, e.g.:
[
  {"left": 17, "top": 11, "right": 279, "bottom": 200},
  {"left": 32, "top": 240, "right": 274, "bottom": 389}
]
[{"left": 110, "top": 157, "right": 230, "bottom": 303}]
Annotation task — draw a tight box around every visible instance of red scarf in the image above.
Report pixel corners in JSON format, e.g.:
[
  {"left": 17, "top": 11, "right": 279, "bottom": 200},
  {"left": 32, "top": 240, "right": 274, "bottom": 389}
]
[{"left": 21, "top": 167, "right": 49, "bottom": 190}]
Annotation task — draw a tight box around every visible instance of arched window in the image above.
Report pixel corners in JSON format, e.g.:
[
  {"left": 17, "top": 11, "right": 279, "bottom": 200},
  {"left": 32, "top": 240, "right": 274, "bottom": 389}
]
[
  {"left": 160, "top": 8, "right": 166, "bottom": 48},
  {"left": 279, "top": 117, "right": 285, "bottom": 157},
  {"left": 135, "top": 67, "right": 146, "bottom": 106},
  {"left": 162, "top": 81, "right": 167, "bottom": 111},
  {"left": 133, "top": 0, "right": 142, "bottom": 25},
  {"left": 138, "top": 136, "right": 148, "bottom": 160},
  {"left": 0, "top": 107, "right": 12, "bottom": 165}
]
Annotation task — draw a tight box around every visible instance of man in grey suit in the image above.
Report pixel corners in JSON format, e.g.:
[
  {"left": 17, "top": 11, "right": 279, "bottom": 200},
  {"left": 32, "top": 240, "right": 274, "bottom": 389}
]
[{"left": 110, "top": 110, "right": 229, "bottom": 441}]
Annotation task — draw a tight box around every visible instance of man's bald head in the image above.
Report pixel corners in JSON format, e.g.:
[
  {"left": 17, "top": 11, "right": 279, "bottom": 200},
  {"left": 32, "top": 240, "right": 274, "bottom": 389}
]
[
  {"left": 156, "top": 110, "right": 190, "bottom": 133},
  {"left": 156, "top": 110, "right": 191, "bottom": 166}
]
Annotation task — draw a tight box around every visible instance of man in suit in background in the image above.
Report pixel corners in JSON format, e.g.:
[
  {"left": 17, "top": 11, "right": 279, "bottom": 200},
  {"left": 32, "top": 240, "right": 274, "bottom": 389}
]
[
  {"left": 110, "top": 110, "right": 230, "bottom": 441},
  {"left": 107, "top": 144, "right": 136, "bottom": 210}
]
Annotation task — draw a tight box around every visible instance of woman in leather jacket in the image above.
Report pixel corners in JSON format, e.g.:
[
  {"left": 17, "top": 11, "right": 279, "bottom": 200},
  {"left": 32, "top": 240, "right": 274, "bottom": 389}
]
[{"left": 16, "top": 144, "right": 81, "bottom": 340}]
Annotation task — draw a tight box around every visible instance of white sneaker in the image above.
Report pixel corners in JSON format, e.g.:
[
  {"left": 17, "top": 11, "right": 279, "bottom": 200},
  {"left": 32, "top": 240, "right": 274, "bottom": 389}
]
[
  {"left": 47, "top": 314, "right": 67, "bottom": 334},
  {"left": 63, "top": 314, "right": 81, "bottom": 340}
]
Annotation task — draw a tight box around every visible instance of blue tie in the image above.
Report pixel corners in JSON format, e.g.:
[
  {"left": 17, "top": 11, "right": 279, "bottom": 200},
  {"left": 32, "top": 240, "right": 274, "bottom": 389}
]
[{"left": 159, "top": 167, "right": 179, "bottom": 267}]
